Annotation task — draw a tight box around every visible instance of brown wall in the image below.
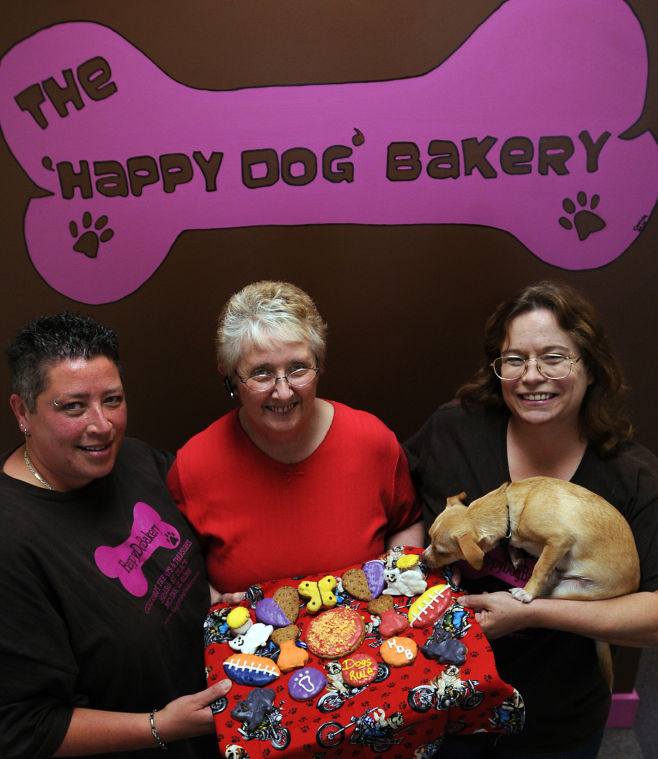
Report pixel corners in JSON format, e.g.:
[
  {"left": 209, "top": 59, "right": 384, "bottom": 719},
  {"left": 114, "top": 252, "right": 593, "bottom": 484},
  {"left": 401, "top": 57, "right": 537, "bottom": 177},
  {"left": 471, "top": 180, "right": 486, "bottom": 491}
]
[{"left": 1, "top": 0, "right": 656, "bottom": 456}]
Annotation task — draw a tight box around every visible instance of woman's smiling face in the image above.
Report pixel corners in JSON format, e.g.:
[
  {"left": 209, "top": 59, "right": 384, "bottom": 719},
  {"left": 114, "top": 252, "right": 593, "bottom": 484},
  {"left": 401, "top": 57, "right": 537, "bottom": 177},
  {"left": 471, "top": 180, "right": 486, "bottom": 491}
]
[
  {"left": 234, "top": 337, "right": 319, "bottom": 447},
  {"left": 500, "top": 308, "right": 592, "bottom": 430},
  {"left": 16, "top": 356, "right": 127, "bottom": 491}
]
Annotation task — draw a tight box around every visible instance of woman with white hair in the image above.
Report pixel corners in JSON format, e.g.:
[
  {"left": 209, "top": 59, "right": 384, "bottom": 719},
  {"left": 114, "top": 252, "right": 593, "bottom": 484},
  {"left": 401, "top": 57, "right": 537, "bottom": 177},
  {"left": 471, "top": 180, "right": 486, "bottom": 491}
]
[{"left": 168, "top": 281, "right": 422, "bottom": 600}]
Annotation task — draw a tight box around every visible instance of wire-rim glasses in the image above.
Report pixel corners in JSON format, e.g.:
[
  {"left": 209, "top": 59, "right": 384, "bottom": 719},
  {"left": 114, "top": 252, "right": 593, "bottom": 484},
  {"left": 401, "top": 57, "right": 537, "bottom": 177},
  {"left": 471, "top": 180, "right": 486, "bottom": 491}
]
[
  {"left": 491, "top": 354, "right": 582, "bottom": 381},
  {"left": 236, "top": 366, "right": 319, "bottom": 392}
]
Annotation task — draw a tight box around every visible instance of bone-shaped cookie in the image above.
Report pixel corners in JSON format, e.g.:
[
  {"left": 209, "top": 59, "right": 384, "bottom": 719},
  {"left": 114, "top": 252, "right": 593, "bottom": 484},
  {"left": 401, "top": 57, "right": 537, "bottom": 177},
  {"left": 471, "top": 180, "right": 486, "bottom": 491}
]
[
  {"left": 0, "top": 0, "right": 655, "bottom": 304},
  {"left": 298, "top": 575, "right": 337, "bottom": 614},
  {"left": 94, "top": 502, "right": 181, "bottom": 597}
]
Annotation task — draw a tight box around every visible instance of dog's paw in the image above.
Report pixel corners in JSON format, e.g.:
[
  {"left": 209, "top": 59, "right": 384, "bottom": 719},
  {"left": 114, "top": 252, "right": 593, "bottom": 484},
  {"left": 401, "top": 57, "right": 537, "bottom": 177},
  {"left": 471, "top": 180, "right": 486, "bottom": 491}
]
[{"left": 509, "top": 587, "right": 534, "bottom": 603}]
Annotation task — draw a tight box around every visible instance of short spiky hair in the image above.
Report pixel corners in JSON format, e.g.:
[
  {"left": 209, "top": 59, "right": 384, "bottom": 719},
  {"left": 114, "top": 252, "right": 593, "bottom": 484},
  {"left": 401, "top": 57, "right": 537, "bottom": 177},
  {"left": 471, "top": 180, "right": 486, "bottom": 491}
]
[
  {"left": 7, "top": 311, "right": 121, "bottom": 411},
  {"left": 216, "top": 281, "right": 328, "bottom": 374}
]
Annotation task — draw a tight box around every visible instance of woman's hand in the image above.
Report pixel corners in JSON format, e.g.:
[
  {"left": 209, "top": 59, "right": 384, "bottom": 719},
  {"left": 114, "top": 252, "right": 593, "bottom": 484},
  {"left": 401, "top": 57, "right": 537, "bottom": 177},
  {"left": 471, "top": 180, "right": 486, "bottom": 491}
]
[
  {"left": 209, "top": 583, "right": 246, "bottom": 606},
  {"left": 154, "top": 680, "right": 233, "bottom": 743},
  {"left": 458, "top": 591, "right": 532, "bottom": 639},
  {"left": 53, "top": 680, "right": 232, "bottom": 756}
]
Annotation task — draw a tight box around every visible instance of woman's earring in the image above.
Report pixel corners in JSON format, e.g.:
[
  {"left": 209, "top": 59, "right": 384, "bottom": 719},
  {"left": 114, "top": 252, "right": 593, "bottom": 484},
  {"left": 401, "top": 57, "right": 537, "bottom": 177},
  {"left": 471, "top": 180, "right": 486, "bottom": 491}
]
[
  {"left": 224, "top": 375, "right": 236, "bottom": 400},
  {"left": 21, "top": 425, "right": 31, "bottom": 437}
]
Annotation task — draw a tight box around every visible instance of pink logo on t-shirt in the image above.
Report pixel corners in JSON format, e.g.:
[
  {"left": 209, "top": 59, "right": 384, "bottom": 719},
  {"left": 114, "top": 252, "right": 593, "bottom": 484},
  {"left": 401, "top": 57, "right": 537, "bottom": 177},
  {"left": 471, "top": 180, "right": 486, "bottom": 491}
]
[
  {"left": 94, "top": 502, "right": 180, "bottom": 596},
  {"left": 461, "top": 544, "right": 536, "bottom": 589}
]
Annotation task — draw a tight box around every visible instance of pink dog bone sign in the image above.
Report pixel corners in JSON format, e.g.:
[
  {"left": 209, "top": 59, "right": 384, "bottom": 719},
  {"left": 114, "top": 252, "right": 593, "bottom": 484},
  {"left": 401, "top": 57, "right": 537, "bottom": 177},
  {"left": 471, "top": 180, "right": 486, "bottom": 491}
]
[
  {"left": 94, "top": 502, "right": 181, "bottom": 597},
  {"left": 0, "top": 0, "right": 656, "bottom": 304}
]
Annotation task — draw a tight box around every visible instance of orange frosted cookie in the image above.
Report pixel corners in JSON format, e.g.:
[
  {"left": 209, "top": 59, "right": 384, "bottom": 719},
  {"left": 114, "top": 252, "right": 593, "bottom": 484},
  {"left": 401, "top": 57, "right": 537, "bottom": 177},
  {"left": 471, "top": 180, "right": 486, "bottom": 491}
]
[
  {"left": 379, "top": 636, "right": 418, "bottom": 667},
  {"left": 305, "top": 607, "right": 365, "bottom": 659}
]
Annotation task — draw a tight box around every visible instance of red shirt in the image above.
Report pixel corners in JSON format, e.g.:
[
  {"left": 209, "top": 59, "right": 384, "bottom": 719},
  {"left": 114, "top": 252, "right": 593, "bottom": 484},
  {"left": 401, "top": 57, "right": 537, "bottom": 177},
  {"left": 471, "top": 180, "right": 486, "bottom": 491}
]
[{"left": 168, "top": 401, "right": 420, "bottom": 591}]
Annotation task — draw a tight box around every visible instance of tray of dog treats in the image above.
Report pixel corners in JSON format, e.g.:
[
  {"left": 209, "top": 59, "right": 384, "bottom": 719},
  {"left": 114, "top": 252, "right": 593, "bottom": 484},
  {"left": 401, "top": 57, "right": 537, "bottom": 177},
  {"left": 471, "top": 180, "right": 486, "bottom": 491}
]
[{"left": 204, "top": 546, "right": 525, "bottom": 758}]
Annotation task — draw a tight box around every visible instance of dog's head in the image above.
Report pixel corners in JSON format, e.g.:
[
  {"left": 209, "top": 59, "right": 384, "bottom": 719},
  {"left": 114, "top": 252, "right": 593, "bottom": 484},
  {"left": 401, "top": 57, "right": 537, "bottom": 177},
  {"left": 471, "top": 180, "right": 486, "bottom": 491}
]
[
  {"left": 325, "top": 661, "right": 342, "bottom": 676},
  {"left": 224, "top": 745, "right": 248, "bottom": 759},
  {"left": 423, "top": 484, "right": 510, "bottom": 570},
  {"left": 423, "top": 491, "right": 486, "bottom": 570}
]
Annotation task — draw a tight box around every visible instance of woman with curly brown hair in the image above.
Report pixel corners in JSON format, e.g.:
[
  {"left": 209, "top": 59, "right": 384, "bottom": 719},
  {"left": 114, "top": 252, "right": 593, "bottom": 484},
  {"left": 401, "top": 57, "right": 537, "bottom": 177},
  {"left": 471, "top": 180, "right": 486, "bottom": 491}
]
[{"left": 405, "top": 280, "right": 658, "bottom": 759}]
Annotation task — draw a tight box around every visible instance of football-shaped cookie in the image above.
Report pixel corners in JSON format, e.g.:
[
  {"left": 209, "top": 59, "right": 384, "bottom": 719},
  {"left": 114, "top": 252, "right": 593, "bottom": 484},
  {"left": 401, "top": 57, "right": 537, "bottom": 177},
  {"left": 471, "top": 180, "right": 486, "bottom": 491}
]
[
  {"left": 408, "top": 584, "right": 452, "bottom": 628},
  {"left": 223, "top": 653, "right": 281, "bottom": 686}
]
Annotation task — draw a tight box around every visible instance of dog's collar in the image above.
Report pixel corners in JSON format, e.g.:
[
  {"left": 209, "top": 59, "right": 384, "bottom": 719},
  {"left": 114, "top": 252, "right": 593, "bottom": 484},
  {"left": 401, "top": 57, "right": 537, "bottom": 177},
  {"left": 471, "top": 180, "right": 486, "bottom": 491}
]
[
  {"left": 502, "top": 483, "right": 512, "bottom": 540},
  {"left": 504, "top": 501, "right": 512, "bottom": 540}
]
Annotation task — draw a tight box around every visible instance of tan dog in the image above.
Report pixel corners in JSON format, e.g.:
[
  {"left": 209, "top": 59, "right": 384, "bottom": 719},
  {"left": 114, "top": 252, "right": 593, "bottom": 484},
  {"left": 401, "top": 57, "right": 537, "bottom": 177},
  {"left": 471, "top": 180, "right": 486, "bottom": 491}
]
[{"left": 424, "top": 476, "right": 640, "bottom": 603}]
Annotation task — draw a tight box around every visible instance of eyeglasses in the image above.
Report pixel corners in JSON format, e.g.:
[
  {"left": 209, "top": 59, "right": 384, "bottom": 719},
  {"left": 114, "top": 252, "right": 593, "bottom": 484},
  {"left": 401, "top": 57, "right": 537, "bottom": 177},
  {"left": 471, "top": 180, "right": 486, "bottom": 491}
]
[
  {"left": 235, "top": 366, "right": 319, "bottom": 392},
  {"left": 491, "top": 354, "right": 582, "bottom": 381}
]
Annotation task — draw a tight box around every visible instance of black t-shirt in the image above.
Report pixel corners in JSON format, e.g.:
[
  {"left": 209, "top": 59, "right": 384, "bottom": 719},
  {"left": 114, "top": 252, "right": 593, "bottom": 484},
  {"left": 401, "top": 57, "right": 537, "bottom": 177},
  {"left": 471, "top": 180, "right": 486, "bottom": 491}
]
[
  {"left": 404, "top": 400, "right": 658, "bottom": 751},
  {"left": 0, "top": 438, "right": 218, "bottom": 759}
]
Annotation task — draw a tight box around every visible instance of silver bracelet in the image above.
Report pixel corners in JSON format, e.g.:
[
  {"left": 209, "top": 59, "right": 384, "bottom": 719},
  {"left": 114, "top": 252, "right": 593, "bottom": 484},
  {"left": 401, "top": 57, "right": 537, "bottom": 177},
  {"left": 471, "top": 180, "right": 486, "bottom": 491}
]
[{"left": 149, "top": 709, "right": 167, "bottom": 750}]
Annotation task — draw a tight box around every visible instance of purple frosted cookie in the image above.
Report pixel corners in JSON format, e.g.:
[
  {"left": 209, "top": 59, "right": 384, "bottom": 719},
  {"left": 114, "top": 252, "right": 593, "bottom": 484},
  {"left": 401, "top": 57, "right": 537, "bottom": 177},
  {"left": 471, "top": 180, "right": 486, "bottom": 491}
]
[
  {"left": 255, "top": 597, "right": 292, "bottom": 627},
  {"left": 363, "top": 559, "right": 386, "bottom": 598},
  {"left": 223, "top": 653, "right": 281, "bottom": 686},
  {"left": 230, "top": 688, "right": 276, "bottom": 731},
  {"left": 288, "top": 666, "right": 327, "bottom": 700}
]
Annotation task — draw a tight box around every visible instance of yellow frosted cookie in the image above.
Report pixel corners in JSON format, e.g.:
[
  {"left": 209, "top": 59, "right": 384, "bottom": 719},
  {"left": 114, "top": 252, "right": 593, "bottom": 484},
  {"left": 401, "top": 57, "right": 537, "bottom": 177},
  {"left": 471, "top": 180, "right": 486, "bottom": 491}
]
[
  {"left": 226, "top": 606, "right": 251, "bottom": 633},
  {"left": 396, "top": 554, "right": 420, "bottom": 571},
  {"left": 298, "top": 575, "right": 337, "bottom": 614}
]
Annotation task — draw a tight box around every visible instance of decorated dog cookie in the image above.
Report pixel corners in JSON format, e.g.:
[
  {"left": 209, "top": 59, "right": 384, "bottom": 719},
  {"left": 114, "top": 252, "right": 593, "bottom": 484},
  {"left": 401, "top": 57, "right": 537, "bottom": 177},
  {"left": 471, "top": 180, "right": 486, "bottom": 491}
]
[
  {"left": 228, "top": 622, "right": 273, "bottom": 654},
  {"left": 306, "top": 607, "right": 366, "bottom": 659},
  {"left": 230, "top": 688, "right": 276, "bottom": 731},
  {"left": 382, "top": 567, "right": 427, "bottom": 596},
  {"left": 342, "top": 567, "right": 372, "bottom": 601},
  {"left": 341, "top": 652, "right": 379, "bottom": 688},
  {"left": 298, "top": 575, "right": 337, "bottom": 614},
  {"left": 273, "top": 585, "right": 300, "bottom": 624},
  {"left": 380, "top": 636, "right": 418, "bottom": 667},
  {"left": 288, "top": 667, "right": 327, "bottom": 700},
  {"left": 226, "top": 606, "right": 252, "bottom": 635},
  {"left": 271, "top": 624, "right": 299, "bottom": 647},
  {"left": 367, "top": 595, "right": 395, "bottom": 616},
  {"left": 397, "top": 554, "right": 421, "bottom": 572},
  {"left": 421, "top": 631, "right": 467, "bottom": 666},
  {"left": 379, "top": 608, "right": 410, "bottom": 638},
  {"left": 362, "top": 559, "right": 386, "bottom": 598},
  {"left": 223, "top": 653, "right": 281, "bottom": 686},
  {"left": 277, "top": 639, "right": 309, "bottom": 672},
  {"left": 255, "top": 597, "right": 292, "bottom": 628},
  {"left": 408, "top": 584, "right": 452, "bottom": 628}
]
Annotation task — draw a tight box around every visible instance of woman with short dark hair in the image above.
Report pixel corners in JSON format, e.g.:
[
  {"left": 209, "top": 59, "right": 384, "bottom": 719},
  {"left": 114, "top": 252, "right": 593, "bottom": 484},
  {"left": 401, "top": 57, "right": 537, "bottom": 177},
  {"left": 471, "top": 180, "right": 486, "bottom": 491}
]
[{"left": 0, "top": 312, "right": 230, "bottom": 759}]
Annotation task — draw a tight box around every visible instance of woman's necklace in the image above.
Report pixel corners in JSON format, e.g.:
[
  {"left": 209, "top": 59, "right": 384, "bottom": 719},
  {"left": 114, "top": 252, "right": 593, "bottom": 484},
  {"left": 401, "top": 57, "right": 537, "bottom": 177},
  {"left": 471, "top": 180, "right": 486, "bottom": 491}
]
[{"left": 23, "top": 447, "right": 54, "bottom": 490}]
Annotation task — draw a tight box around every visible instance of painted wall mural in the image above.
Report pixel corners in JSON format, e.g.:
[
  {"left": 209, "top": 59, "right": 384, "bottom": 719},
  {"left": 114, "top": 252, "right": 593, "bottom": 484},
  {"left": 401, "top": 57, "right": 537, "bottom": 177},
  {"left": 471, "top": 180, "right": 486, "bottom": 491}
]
[{"left": 0, "top": 0, "right": 656, "bottom": 304}]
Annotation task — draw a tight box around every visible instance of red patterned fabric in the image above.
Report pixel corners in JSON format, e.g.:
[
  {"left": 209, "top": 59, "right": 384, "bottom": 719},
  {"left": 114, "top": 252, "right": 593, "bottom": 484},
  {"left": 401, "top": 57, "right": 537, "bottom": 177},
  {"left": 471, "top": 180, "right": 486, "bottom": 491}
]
[{"left": 204, "top": 548, "right": 525, "bottom": 758}]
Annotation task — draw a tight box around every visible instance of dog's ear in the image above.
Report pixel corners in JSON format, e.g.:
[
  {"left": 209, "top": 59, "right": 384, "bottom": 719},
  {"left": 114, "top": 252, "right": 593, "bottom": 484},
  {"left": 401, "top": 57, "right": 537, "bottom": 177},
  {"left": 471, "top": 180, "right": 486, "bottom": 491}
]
[
  {"left": 445, "top": 492, "right": 467, "bottom": 508},
  {"left": 456, "top": 534, "right": 485, "bottom": 570}
]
